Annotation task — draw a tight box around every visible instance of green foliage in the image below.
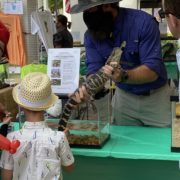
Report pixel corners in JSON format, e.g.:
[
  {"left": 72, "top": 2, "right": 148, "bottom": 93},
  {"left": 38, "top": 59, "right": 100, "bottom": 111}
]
[{"left": 48, "top": 0, "right": 63, "bottom": 12}]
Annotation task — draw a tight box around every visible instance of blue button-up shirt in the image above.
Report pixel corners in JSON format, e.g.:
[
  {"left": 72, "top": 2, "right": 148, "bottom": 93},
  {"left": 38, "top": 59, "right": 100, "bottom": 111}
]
[{"left": 84, "top": 8, "right": 167, "bottom": 95}]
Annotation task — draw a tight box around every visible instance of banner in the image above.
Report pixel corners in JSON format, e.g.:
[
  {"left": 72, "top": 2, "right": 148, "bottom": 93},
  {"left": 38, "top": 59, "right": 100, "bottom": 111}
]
[{"left": 2, "top": 0, "right": 23, "bottom": 14}]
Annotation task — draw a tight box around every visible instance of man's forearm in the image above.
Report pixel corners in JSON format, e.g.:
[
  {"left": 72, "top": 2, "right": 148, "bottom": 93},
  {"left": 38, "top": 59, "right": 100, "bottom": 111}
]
[{"left": 124, "top": 65, "right": 158, "bottom": 84}]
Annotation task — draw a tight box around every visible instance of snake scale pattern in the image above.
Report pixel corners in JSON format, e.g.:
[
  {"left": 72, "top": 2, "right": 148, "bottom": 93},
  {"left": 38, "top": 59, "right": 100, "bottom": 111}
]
[{"left": 58, "top": 41, "right": 126, "bottom": 131}]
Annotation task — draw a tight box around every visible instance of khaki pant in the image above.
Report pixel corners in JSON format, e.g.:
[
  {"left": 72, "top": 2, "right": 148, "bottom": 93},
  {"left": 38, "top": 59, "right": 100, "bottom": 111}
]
[{"left": 112, "top": 83, "right": 172, "bottom": 127}]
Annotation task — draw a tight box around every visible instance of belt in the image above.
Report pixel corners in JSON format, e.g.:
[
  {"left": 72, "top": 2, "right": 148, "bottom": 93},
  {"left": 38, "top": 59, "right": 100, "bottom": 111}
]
[
  {"left": 137, "top": 91, "right": 151, "bottom": 96},
  {"left": 136, "top": 83, "right": 167, "bottom": 96}
]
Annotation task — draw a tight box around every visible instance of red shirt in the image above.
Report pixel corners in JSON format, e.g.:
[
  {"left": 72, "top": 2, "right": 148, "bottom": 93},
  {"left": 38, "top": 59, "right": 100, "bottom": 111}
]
[{"left": 0, "top": 21, "right": 10, "bottom": 57}]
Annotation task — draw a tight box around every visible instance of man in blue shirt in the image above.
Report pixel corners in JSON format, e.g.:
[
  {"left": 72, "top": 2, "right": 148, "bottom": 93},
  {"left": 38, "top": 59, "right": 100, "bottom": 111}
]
[
  {"left": 161, "top": 0, "right": 180, "bottom": 101},
  {"left": 71, "top": 0, "right": 172, "bottom": 127}
]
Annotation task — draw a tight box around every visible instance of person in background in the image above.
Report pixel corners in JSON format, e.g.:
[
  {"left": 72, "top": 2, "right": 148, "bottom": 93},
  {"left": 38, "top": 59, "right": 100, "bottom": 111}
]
[
  {"left": 0, "top": 72, "right": 74, "bottom": 180},
  {"left": 52, "top": 14, "right": 74, "bottom": 112},
  {"left": 161, "top": 0, "right": 180, "bottom": 39},
  {"left": 161, "top": 0, "right": 180, "bottom": 96},
  {"left": 0, "top": 21, "right": 9, "bottom": 63},
  {"left": 70, "top": 0, "right": 172, "bottom": 127},
  {"left": 0, "top": 103, "right": 12, "bottom": 137},
  {"left": 53, "top": 14, "right": 73, "bottom": 48},
  {"left": 0, "top": 22, "right": 11, "bottom": 136}
]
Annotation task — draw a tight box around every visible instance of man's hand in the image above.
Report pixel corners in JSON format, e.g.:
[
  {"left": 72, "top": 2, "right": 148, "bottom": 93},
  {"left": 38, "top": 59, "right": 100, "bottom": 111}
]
[
  {"left": 69, "top": 85, "right": 90, "bottom": 105},
  {"left": 102, "top": 65, "right": 122, "bottom": 82}
]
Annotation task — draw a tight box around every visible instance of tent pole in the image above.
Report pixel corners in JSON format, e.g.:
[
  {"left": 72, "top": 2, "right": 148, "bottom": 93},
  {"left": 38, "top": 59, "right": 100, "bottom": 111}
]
[{"left": 54, "top": 0, "right": 58, "bottom": 17}]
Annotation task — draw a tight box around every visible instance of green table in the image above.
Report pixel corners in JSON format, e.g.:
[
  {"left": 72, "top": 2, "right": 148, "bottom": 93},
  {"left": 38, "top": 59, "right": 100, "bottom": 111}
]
[
  {"left": 65, "top": 126, "right": 180, "bottom": 180},
  {"left": 12, "top": 123, "right": 180, "bottom": 180}
]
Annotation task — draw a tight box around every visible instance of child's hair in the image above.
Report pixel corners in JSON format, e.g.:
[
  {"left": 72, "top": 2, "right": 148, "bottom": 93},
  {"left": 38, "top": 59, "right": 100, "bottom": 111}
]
[{"left": 57, "top": 14, "right": 72, "bottom": 29}]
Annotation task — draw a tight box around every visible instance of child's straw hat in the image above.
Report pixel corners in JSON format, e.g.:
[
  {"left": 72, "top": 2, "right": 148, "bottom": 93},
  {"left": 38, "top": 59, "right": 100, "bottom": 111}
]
[{"left": 13, "top": 72, "right": 58, "bottom": 111}]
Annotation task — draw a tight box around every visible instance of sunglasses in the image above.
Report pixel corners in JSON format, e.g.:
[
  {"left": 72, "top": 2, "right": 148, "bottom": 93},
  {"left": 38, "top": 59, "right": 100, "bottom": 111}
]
[{"left": 158, "top": 8, "right": 180, "bottom": 19}]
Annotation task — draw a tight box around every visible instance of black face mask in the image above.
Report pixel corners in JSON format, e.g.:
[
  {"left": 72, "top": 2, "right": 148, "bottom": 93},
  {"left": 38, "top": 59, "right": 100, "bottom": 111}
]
[{"left": 83, "top": 9, "right": 114, "bottom": 41}]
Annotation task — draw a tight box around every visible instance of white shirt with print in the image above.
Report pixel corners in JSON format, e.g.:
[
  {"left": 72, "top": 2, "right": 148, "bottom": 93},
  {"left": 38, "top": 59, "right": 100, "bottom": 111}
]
[
  {"left": 0, "top": 121, "right": 74, "bottom": 180},
  {"left": 31, "top": 11, "right": 56, "bottom": 52}
]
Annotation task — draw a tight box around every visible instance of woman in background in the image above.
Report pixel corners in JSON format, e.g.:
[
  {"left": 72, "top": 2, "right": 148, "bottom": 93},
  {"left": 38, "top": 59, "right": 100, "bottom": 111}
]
[
  {"left": 53, "top": 14, "right": 73, "bottom": 48},
  {"left": 0, "top": 103, "right": 12, "bottom": 137},
  {"left": 0, "top": 22, "right": 11, "bottom": 136},
  {"left": 52, "top": 15, "right": 74, "bottom": 111}
]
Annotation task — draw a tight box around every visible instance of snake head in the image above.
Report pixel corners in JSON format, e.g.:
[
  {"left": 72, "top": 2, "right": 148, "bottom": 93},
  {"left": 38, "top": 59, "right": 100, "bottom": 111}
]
[{"left": 106, "top": 41, "right": 126, "bottom": 68}]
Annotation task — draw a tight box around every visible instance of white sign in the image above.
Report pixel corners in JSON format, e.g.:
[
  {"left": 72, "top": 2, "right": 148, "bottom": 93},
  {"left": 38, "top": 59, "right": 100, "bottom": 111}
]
[
  {"left": 8, "top": 66, "right": 21, "bottom": 74},
  {"left": 48, "top": 48, "right": 81, "bottom": 95},
  {"left": 3, "top": 0, "right": 23, "bottom": 15}
]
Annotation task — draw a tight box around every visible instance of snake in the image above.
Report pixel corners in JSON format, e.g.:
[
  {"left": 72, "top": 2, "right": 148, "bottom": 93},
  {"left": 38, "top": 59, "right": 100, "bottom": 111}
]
[{"left": 58, "top": 41, "right": 126, "bottom": 131}]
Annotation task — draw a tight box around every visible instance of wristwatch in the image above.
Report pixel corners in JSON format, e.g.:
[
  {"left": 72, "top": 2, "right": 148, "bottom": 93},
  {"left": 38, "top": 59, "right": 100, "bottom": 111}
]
[{"left": 120, "top": 68, "right": 129, "bottom": 82}]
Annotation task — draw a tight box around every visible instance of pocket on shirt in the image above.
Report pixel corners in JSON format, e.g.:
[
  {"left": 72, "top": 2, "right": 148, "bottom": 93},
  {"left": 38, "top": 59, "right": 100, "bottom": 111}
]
[{"left": 122, "top": 44, "right": 140, "bottom": 68}]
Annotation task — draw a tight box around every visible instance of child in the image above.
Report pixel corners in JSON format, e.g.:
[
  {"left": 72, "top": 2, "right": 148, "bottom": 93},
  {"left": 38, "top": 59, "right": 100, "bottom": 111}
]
[
  {"left": 0, "top": 103, "right": 12, "bottom": 137},
  {"left": 0, "top": 21, "right": 11, "bottom": 137},
  {"left": 0, "top": 72, "right": 74, "bottom": 180}
]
